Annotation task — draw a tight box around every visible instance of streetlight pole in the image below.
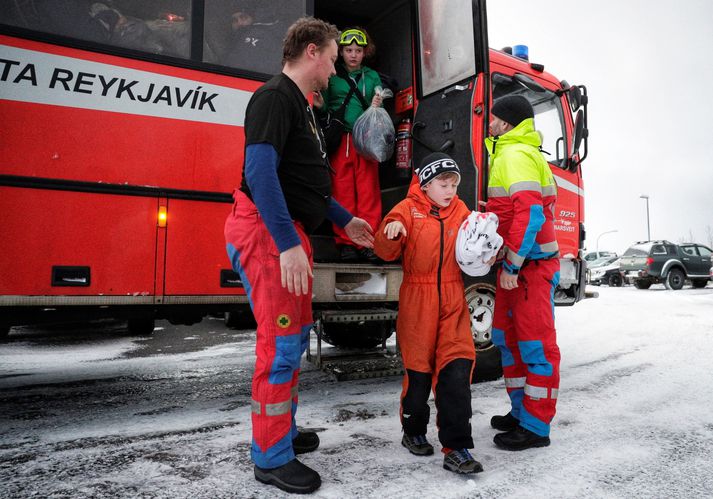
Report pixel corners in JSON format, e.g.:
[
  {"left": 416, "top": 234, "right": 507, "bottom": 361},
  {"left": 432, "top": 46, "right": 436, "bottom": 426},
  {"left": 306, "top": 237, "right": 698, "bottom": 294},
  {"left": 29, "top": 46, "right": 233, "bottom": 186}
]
[
  {"left": 640, "top": 194, "right": 651, "bottom": 241},
  {"left": 596, "top": 230, "right": 618, "bottom": 259}
]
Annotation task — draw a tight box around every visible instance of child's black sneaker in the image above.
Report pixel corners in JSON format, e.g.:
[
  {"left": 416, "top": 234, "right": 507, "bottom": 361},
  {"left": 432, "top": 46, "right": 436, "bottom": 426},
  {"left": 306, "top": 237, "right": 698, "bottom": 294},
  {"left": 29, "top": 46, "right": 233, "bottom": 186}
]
[
  {"left": 490, "top": 412, "right": 519, "bottom": 431},
  {"left": 443, "top": 448, "right": 484, "bottom": 474},
  {"left": 254, "top": 459, "right": 321, "bottom": 494},
  {"left": 401, "top": 434, "right": 434, "bottom": 456}
]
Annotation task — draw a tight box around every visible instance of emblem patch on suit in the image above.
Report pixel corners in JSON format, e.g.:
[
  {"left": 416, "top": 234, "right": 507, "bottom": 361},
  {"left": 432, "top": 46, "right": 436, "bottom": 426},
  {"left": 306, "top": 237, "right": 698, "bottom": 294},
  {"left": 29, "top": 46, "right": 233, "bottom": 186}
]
[{"left": 276, "top": 314, "right": 291, "bottom": 328}]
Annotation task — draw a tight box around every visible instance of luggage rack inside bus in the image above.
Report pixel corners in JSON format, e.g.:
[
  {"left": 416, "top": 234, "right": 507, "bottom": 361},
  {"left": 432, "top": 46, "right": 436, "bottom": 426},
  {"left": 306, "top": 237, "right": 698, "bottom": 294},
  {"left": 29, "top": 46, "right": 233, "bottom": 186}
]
[{"left": 308, "top": 309, "right": 403, "bottom": 381}]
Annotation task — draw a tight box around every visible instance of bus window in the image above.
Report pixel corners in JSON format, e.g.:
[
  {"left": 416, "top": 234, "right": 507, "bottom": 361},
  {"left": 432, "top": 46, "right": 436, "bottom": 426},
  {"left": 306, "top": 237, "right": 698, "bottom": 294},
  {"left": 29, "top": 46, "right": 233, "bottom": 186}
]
[
  {"left": 492, "top": 74, "right": 567, "bottom": 169},
  {"left": 0, "top": 0, "right": 191, "bottom": 58},
  {"left": 203, "top": 0, "right": 306, "bottom": 76},
  {"left": 416, "top": 0, "right": 476, "bottom": 97}
]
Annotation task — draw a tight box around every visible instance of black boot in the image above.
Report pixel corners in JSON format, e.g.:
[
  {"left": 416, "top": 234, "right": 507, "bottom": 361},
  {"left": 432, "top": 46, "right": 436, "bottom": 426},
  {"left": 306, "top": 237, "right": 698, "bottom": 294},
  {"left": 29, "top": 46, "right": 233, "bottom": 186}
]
[
  {"left": 358, "top": 247, "right": 381, "bottom": 263},
  {"left": 493, "top": 426, "right": 550, "bottom": 451},
  {"left": 339, "top": 245, "right": 359, "bottom": 263},
  {"left": 490, "top": 412, "right": 519, "bottom": 431},
  {"left": 254, "top": 459, "right": 321, "bottom": 494},
  {"left": 293, "top": 430, "right": 319, "bottom": 454}
]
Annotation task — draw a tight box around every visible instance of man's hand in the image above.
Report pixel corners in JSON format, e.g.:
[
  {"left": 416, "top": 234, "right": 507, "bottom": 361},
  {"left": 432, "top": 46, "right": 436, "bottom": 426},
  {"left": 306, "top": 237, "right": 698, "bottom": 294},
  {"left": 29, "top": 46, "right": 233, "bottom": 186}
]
[
  {"left": 384, "top": 221, "right": 407, "bottom": 240},
  {"left": 371, "top": 94, "right": 383, "bottom": 107},
  {"left": 280, "top": 245, "right": 313, "bottom": 296},
  {"left": 345, "top": 217, "right": 374, "bottom": 248},
  {"left": 500, "top": 271, "right": 519, "bottom": 290}
]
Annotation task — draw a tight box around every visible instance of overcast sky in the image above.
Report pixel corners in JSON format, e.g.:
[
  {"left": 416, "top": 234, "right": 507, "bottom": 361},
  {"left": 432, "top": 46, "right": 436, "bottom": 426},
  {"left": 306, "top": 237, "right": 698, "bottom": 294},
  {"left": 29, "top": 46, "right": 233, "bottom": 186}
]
[{"left": 488, "top": 0, "right": 713, "bottom": 254}]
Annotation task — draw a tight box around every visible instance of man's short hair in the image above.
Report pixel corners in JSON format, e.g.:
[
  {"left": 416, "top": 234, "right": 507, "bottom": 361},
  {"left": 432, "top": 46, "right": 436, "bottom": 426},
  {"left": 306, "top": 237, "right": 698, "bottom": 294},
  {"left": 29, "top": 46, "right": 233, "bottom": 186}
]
[{"left": 282, "top": 17, "right": 339, "bottom": 64}]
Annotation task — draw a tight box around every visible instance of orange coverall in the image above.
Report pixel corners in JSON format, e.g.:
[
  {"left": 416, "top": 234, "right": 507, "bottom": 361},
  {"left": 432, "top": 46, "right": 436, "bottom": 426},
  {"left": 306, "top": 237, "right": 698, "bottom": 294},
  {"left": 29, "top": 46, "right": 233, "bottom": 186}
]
[{"left": 375, "top": 181, "right": 475, "bottom": 450}]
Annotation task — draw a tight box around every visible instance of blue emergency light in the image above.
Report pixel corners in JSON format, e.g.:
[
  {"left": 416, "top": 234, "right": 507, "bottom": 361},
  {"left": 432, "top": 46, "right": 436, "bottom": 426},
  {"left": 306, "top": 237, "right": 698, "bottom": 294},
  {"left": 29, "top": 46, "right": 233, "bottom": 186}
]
[{"left": 513, "top": 45, "right": 529, "bottom": 61}]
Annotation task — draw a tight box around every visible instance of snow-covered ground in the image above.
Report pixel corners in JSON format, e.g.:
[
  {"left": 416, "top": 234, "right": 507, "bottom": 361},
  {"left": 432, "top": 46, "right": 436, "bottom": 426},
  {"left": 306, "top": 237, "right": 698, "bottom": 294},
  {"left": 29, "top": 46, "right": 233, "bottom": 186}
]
[{"left": 1, "top": 284, "right": 713, "bottom": 498}]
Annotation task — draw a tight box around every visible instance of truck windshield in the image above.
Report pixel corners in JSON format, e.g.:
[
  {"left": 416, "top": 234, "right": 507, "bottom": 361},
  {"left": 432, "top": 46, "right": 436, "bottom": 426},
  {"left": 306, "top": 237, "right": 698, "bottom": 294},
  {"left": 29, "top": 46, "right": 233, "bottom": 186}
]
[{"left": 493, "top": 75, "right": 566, "bottom": 168}]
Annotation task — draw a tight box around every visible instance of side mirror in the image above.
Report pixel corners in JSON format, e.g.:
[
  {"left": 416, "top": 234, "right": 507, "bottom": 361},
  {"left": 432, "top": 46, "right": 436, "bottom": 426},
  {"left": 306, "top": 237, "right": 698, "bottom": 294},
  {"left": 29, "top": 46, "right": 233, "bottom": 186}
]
[
  {"left": 569, "top": 85, "right": 582, "bottom": 112},
  {"left": 568, "top": 109, "right": 589, "bottom": 171}
]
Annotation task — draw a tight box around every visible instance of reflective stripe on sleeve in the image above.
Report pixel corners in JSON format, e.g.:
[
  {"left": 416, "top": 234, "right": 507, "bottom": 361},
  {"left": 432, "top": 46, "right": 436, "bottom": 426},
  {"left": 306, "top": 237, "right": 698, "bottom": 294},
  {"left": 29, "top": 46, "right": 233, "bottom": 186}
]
[
  {"left": 509, "top": 180, "right": 542, "bottom": 195},
  {"left": 505, "top": 376, "right": 526, "bottom": 388},
  {"left": 488, "top": 186, "right": 509, "bottom": 197},
  {"left": 291, "top": 385, "right": 299, "bottom": 398}
]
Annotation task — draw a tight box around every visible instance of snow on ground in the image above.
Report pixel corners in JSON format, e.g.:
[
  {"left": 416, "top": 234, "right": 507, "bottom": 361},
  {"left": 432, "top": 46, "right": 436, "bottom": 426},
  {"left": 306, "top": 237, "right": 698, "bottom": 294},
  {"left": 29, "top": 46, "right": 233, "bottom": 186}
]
[{"left": 1, "top": 285, "right": 713, "bottom": 498}]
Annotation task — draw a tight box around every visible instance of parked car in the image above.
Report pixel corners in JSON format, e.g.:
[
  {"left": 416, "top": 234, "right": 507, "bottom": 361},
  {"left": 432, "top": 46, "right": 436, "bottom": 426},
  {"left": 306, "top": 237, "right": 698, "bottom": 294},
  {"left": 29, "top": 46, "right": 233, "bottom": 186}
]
[
  {"left": 619, "top": 240, "right": 712, "bottom": 290},
  {"left": 587, "top": 256, "right": 623, "bottom": 286},
  {"left": 584, "top": 251, "right": 617, "bottom": 263}
]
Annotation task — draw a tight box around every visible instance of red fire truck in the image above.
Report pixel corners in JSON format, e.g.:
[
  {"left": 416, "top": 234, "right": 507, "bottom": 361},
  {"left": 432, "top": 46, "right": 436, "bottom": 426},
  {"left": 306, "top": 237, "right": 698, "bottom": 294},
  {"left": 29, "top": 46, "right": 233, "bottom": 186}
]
[{"left": 0, "top": 0, "right": 587, "bottom": 380}]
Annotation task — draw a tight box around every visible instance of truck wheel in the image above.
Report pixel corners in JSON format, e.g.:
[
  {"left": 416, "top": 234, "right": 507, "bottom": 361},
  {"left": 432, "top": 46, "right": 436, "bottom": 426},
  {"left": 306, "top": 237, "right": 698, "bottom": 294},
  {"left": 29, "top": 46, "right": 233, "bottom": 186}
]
[
  {"left": 465, "top": 282, "right": 503, "bottom": 382},
  {"left": 608, "top": 273, "right": 623, "bottom": 287},
  {"left": 633, "top": 279, "right": 652, "bottom": 290},
  {"left": 322, "top": 320, "right": 394, "bottom": 349},
  {"left": 664, "top": 268, "right": 685, "bottom": 290},
  {"left": 127, "top": 317, "right": 155, "bottom": 335},
  {"left": 691, "top": 279, "right": 709, "bottom": 289},
  {"left": 224, "top": 307, "right": 257, "bottom": 329}
]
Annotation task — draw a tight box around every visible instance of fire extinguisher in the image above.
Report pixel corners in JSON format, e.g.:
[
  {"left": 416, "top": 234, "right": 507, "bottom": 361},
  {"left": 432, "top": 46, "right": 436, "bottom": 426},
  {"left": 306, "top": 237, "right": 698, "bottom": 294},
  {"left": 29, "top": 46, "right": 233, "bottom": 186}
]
[{"left": 395, "top": 118, "right": 413, "bottom": 178}]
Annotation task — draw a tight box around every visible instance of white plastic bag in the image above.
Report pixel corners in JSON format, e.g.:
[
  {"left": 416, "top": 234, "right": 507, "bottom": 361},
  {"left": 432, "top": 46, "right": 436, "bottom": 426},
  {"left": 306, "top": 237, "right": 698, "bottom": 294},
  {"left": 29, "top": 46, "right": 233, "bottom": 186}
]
[{"left": 352, "top": 86, "right": 395, "bottom": 162}]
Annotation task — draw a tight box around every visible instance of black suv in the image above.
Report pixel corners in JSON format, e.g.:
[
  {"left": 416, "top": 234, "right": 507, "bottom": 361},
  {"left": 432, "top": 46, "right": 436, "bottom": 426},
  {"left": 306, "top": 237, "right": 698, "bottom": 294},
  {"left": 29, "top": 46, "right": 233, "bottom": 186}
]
[{"left": 620, "top": 240, "right": 712, "bottom": 290}]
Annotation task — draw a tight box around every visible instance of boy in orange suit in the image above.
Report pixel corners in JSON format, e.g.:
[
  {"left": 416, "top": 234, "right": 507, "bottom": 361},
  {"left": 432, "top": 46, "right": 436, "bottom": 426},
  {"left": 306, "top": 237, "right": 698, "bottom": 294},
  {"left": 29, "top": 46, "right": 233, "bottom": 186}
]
[{"left": 374, "top": 152, "right": 482, "bottom": 474}]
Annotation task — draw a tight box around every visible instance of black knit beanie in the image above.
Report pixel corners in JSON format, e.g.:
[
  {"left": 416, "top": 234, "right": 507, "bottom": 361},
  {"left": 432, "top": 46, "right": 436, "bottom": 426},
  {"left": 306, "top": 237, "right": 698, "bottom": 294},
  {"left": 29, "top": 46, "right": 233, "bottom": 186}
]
[
  {"left": 415, "top": 152, "right": 461, "bottom": 188},
  {"left": 491, "top": 95, "right": 534, "bottom": 127}
]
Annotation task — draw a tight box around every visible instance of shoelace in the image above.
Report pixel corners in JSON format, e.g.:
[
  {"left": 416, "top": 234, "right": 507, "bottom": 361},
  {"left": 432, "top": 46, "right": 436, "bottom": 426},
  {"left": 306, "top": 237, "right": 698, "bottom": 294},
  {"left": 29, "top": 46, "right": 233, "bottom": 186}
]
[
  {"left": 411, "top": 435, "right": 428, "bottom": 446},
  {"left": 450, "top": 449, "right": 474, "bottom": 464}
]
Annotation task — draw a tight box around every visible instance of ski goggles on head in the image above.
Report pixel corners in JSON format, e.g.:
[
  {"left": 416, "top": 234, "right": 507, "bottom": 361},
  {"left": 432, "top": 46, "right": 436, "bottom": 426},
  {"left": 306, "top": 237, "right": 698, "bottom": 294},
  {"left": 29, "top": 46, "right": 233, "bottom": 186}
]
[{"left": 339, "top": 29, "right": 368, "bottom": 46}]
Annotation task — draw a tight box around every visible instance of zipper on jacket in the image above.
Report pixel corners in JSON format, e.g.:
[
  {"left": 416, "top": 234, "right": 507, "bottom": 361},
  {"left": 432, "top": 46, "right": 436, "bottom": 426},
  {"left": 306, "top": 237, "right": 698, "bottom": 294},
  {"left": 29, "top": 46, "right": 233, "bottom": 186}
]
[{"left": 437, "top": 217, "right": 444, "bottom": 310}]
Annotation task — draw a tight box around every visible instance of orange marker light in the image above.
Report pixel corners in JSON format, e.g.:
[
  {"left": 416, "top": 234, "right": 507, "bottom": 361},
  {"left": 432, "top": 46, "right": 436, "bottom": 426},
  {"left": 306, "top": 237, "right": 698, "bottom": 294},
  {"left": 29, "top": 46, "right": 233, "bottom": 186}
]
[{"left": 158, "top": 205, "right": 168, "bottom": 227}]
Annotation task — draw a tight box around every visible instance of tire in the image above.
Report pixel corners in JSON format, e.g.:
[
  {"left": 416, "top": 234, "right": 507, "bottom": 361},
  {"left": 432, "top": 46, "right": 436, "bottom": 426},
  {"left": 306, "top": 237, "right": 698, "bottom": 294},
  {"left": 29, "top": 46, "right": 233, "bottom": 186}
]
[
  {"left": 322, "top": 320, "right": 394, "bottom": 349},
  {"left": 608, "top": 273, "right": 623, "bottom": 287},
  {"left": 224, "top": 307, "right": 257, "bottom": 329},
  {"left": 664, "top": 268, "right": 685, "bottom": 290},
  {"left": 691, "top": 279, "right": 709, "bottom": 289},
  {"left": 464, "top": 282, "right": 503, "bottom": 382},
  {"left": 127, "top": 317, "right": 155, "bottom": 335},
  {"left": 633, "top": 279, "right": 652, "bottom": 290}
]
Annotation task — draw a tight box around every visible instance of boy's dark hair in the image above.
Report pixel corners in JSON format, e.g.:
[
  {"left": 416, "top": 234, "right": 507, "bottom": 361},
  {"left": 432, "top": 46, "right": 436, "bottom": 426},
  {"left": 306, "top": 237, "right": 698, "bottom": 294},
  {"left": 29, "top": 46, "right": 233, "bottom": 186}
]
[{"left": 282, "top": 17, "right": 339, "bottom": 64}]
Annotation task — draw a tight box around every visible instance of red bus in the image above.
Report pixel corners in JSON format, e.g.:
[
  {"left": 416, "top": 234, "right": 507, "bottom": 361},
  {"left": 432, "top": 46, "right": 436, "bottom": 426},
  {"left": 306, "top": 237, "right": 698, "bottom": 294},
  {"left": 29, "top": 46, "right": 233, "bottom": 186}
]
[{"left": 0, "top": 1, "right": 587, "bottom": 380}]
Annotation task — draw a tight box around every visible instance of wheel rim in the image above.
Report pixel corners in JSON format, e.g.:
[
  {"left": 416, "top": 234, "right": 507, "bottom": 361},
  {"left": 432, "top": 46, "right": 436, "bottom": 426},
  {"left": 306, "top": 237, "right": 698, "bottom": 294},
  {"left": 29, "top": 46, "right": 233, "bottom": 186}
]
[
  {"left": 671, "top": 272, "right": 684, "bottom": 288},
  {"left": 465, "top": 283, "right": 496, "bottom": 348}
]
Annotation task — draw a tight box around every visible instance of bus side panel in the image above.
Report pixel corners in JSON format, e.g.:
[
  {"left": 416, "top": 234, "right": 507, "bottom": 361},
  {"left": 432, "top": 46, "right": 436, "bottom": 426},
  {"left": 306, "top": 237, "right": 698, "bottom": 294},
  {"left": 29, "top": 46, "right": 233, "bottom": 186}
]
[
  {"left": 1, "top": 100, "right": 243, "bottom": 194},
  {"left": 162, "top": 199, "right": 244, "bottom": 296},
  {"left": 0, "top": 187, "right": 158, "bottom": 295}
]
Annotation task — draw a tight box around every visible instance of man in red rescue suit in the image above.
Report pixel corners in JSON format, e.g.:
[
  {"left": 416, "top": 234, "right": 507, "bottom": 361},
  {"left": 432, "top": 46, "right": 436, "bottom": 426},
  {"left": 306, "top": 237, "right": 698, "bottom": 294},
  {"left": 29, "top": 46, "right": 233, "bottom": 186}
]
[
  {"left": 224, "top": 17, "right": 374, "bottom": 495},
  {"left": 485, "top": 95, "right": 561, "bottom": 451},
  {"left": 375, "top": 152, "right": 483, "bottom": 475}
]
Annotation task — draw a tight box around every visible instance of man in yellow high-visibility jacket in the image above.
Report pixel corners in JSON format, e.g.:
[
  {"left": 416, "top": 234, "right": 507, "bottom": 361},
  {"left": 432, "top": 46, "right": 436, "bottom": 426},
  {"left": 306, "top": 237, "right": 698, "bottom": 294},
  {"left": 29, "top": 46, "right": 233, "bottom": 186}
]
[{"left": 485, "top": 95, "right": 561, "bottom": 451}]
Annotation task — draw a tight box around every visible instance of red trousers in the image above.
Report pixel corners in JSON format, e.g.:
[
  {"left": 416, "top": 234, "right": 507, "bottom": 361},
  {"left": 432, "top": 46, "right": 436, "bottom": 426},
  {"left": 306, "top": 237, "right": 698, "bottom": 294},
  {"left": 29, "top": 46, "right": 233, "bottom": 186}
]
[
  {"left": 330, "top": 132, "right": 382, "bottom": 246},
  {"left": 224, "top": 190, "right": 313, "bottom": 469},
  {"left": 492, "top": 259, "right": 561, "bottom": 437}
]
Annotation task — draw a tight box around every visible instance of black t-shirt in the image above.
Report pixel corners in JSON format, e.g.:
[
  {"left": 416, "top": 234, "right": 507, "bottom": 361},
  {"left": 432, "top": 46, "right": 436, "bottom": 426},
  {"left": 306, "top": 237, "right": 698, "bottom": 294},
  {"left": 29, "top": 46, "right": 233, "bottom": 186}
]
[{"left": 240, "top": 73, "right": 332, "bottom": 234}]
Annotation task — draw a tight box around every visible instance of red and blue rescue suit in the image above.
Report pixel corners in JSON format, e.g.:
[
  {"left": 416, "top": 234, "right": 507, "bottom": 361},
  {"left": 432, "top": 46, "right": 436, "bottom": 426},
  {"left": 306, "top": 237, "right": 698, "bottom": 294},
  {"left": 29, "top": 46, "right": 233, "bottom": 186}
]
[
  {"left": 485, "top": 117, "right": 561, "bottom": 437},
  {"left": 225, "top": 74, "right": 352, "bottom": 469}
]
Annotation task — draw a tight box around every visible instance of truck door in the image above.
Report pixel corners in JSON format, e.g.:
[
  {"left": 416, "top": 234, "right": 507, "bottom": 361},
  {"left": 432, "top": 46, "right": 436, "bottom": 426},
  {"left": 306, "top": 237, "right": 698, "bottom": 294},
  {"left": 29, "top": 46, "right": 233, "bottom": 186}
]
[{"left": 412, "top": 0, "right": 487, "bottom": 209}]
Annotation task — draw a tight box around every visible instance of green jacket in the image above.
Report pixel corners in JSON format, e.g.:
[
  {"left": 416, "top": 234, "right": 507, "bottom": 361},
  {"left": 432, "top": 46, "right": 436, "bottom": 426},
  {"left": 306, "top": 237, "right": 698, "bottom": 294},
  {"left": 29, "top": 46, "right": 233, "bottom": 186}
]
[{"left": 320, "top": 64, "right": 382, "bottom": 131}]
